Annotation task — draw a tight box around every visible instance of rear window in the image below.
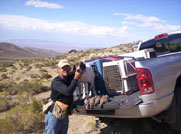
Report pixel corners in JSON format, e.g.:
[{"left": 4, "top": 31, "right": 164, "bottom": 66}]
[{"left": 139, "top": 33, "right": 181, "bottom": 55}]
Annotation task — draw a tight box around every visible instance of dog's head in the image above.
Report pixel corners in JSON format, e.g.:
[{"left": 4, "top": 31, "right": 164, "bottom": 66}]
[{"left": 73, "top": 62, "right": 86, "bottom": 73}]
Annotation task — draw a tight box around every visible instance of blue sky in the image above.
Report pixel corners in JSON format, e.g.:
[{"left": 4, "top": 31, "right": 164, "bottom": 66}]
[{"left": 0, "top": 0, "right": 181, "bottom": 51}]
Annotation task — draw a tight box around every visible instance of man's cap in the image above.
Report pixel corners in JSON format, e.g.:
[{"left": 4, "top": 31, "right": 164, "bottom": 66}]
[{"left": 58, "top": 59, "right": 71, "bottom": 68}]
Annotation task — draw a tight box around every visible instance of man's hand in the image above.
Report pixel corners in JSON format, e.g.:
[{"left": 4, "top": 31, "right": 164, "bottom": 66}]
[{"left": 74, "top": 71, "right": 83, "bottom": 80}]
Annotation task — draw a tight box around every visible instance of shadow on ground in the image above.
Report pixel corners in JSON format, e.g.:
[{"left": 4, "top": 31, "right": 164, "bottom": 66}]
[{"left": 99, "top": 118, "right": 180, "bottom": 134}]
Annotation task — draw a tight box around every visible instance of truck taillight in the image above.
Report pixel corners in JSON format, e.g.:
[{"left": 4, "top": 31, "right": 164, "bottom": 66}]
[{"left": 136, "top": 68, "right": 155, "bottom": 95}]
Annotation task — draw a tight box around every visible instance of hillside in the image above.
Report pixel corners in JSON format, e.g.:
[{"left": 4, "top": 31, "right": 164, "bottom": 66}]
[
  {"left": 0, "top": 42, "right": 61, "bottom": 60},
  {"left": 58, "top": 41, "right": 139, "bottom": 64}
]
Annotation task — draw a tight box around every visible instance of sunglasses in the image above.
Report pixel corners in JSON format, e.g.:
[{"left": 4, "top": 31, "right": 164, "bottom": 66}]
[{"left": 61, "top": 65, "right": 71, "bottom": 71}]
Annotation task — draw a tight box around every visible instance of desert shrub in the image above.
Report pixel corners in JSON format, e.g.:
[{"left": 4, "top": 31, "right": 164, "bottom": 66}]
[
  {"left": 30, "top": 74, "right": 40, "bottom": 79},
  {"left": 55, "top": 54, "right": 66, "bottom": 60},
  {"left": 0, "top": 99, "right": 44, "bottom": 133},
  {"left": 26, "top": 66, "right": 32, "bottom": 71},
  {"left": 23, "top": 79, "right": 29, "bottom": 82},
  {"left": 17, "top": 81, "right": 43, "bottom": 95},
  {"left": 30, "top": 99, "right": 43, "bottom": 113},
  {"left": 0, "top": 97, "right": 9, "bottom": 112},
  {"left": 22, "top": 60, "right": 31, "bottom": 67},
  {"left": 16, "top": 77, "right": 20, "bottom": 81},
  {"left": 0, "top": 62, "right": 14, "bottom": 68},
  {"left": 20, "top": 59, "right": 31, "bottom": 63},
  {"left": 0, "top": 96, "right": 18, "bottom": 112},
  {"left": 0, "top": 67, "right": 7, "bottom": 72},
  {"left": 5, "top": 83, "right": 19, "bottom": 95},
  {"left": 11, "top": 65, "right": 17, "bottom": 70},
  {"left": 16, "top": 93, "right": 33, "bottom": 105},
  {"left": 42, "top": 60, "right": 56, "bottom": 67},
  {"left": 0, "top": 83, "right": 12, "bottom": 92},
  {"left": 4, "top": 80, "right": 44, "bottom": 95},
  {"left": 40, "top": 68, "right": 47, "bottom": 73},
  {"left": 0, "top": 119, "right": 13, "bottom": 134},
  {"left": 86, "top": 120, "right": 96, "bottom": 129},
  {"left": 41, "top": 73, "right": 52, "bottom": 79},
  {"left": 9, "top": 71, "right": 13, "bottom": 75},
  {"left": 19, "top": 63, "right": 24, "bottom": 68},
  {"left": 35, "top": 64, "right": 43, "bottom": 68},
  {"left": 68, "top": 58, "right": 76, "bottom": 63},
  {"left": 1, "top": 74, "right": 8, "bottom": 79}
]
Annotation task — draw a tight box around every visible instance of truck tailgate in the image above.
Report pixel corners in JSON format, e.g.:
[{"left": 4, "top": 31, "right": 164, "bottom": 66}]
[{"left": 75, "top": 91, "right": 142, "bottom": 113}]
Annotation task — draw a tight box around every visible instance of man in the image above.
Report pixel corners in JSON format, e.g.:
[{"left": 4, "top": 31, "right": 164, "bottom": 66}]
[{"left": 45, "top": 59, "right": 82, "bottom": 134}]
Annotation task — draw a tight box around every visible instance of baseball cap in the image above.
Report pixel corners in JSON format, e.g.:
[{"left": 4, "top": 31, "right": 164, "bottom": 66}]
[{"left": 58, "top": 59, "right": 71, "bottom": 68}]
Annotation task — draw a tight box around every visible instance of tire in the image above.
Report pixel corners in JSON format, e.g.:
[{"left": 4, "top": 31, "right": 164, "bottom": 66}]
[
  {"left": 174, "top": 87, "right": 181, "bottom": 133},
  {"left": 169, "top": 87, "right": 181, "bottom": 133}
]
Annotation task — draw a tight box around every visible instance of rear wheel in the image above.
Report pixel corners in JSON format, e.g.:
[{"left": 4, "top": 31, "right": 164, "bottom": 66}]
[
  {"left": 167, "top": 86, "right": 181, "bottom": 133},
  {"left": 173, "top": 86, "right": 181, "bottom": 133}
]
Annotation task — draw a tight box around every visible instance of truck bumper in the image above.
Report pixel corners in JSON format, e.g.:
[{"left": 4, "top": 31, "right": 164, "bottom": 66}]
[{"left": 138, "top": 91, "right": 174, "bottom": 118}]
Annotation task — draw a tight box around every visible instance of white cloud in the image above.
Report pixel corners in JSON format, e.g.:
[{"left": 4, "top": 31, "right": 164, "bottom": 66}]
[
  {"left": 0, "top": 15, "right": 128, "bottom": 37},
  {"left": 114, "top": 13, "right": 165, "bottom": 23},
  {"left": 25, "top": 0, "right": 64, "bottom": 9},
  {"left": 114, "top": 13, "right": 181, "bottom": 32}
]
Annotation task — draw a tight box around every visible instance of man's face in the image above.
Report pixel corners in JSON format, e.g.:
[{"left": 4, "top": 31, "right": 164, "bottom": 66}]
[{"left": 58, "top": 65, "right": 71, "bottom": 78}]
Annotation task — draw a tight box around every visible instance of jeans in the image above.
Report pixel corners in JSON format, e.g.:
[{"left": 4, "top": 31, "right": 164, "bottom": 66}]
[{"left": 45, "top": 111, "right": 69, "bottom": 134}]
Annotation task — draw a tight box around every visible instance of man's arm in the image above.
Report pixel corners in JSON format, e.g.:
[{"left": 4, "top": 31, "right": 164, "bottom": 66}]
[
  {"left": 52, "top": 79, "right": 78, "bottom": 96},
  {"left": 52, "top": 71, "right": 82, "bottom": 96}
]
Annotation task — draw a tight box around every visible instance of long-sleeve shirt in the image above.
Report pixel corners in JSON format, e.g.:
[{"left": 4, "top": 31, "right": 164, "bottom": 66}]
[{"left": 50, "top": 72, "right": 78, "bottom": 105}]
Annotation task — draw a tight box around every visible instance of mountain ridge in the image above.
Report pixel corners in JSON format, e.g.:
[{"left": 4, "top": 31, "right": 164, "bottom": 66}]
[{"left": 0, "top": 42, "right": 61, "bottom": 60}]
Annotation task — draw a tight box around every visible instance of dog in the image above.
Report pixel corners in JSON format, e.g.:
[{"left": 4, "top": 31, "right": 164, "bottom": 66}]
[
  {"left": 73, "top": 62, "right": 86, "bottom": 73},
  {"left": 73, "top": 62, "right": 96, "bottom": 99}
]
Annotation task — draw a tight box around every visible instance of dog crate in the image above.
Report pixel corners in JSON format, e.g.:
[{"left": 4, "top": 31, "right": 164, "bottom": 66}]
[
  {"left": 103, "top": 58, "right": 138, "bottom": 95},
  {"left": 103, "top": 64, "right": 123, "bottom": 95}
]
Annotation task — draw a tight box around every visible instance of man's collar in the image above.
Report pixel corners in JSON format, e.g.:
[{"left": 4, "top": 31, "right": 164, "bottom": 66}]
[{"left": 59, "top": 75, "right": 68, "bottom": 81}]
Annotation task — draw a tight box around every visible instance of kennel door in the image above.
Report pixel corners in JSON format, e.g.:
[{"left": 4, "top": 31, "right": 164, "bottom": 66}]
[{"left": 103, "top": 61, "right": 123, "bottom": 95}]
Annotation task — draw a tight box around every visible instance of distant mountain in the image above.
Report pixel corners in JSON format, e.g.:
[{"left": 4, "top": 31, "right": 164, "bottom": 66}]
[
  {"left": 0, "top": 42, "right": 61, "bottom": 60},
  {"left": 7, "top": 39, "right": 91, "bottom": 53}
]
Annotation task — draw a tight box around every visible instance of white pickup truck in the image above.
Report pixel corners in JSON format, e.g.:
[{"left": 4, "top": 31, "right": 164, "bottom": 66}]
[{"left": 73, "top": 31, "right": 181, "bottom": 133}]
